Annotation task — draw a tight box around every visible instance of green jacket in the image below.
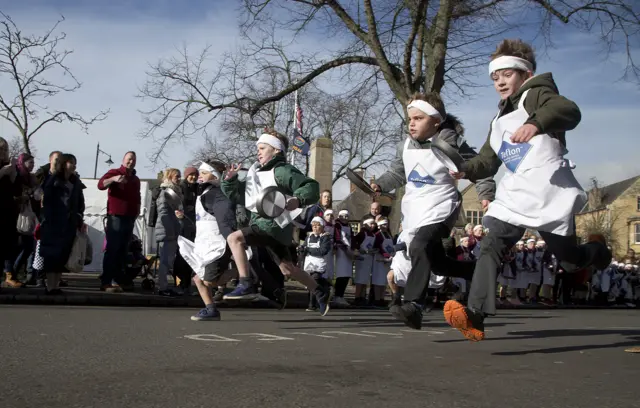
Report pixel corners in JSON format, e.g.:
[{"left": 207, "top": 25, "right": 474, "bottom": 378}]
[
  {"left": 464, "top": 72, "right": 581, "bottom": 181},
  {"left": 221, "top": 154, "right": 320, "bottom": 246}
]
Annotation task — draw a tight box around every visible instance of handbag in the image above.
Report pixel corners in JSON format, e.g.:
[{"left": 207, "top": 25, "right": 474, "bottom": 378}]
[
  {"left": 33, "top": 239, "right": 44, "bottom": 271},
  {"left": 16, "top": 201, "right": 36, "bottom": 235},
  {"left": 65, "top": 231, "right": 88, "bottom": 272}
]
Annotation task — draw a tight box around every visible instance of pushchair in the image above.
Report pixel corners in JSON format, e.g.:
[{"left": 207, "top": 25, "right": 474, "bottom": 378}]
[{"left": 102, "top": 217, "right": 157, "bottom": 291}]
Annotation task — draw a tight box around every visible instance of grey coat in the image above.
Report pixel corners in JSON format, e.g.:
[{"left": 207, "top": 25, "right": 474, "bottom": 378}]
[
  {"left": 375, "top": 115, "right": 496, "bottom": 202},
  {"left": 154, "top": 183, "right": 184, "bottom": 242}
]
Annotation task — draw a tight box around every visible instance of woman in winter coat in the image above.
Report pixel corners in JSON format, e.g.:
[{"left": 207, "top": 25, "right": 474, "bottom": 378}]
[
  {"left": 173, "top": 166, "right": 199, "bottom": 292},
  {"left": 0, "top": 138, "right": 22, "bottom": 288},
  {"left": 154, "top": 168, "right": 184, "bottom": 296},
  {"left": 7, "top": 153, "right": 42, "bottom": 286},
  {"left": 39, "top": 154, "right": 85, "bottom": 294}
]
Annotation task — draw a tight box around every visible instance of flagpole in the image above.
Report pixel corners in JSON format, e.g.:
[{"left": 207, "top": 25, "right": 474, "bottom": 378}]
[{"left": 291, "top": 90, "right": 297, "bottom": 167}]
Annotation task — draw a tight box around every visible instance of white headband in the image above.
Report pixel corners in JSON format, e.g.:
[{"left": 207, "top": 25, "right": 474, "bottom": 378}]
[
  {"left": 338, "top": 210, "right": 349, "bottom": 216},
  {"left": 407, "top": 100, "right": 443, "bottom": 121},
  {"left": 363, "top": 218, "right": 375, "bottom": 226},
  {"left": 377, "top": 219, "right": 388, "bottom": 226},
  {"left": 324, "top": 210, "right": 334, "bottom": 216},
  {"left": 311, "top": 216, "right": 325, "bottom": 226},
  {"left": 489, "top": 56, "right": 534, "bottom": 76},
  {"left": 536, "top": 240, "right": 545, "bottom": 245},
  {"left": 199, "top": 162, "right": 221, "bottom": 180},
  {"left": 256, "top": 133, "right": 285, "bottom": 152}
]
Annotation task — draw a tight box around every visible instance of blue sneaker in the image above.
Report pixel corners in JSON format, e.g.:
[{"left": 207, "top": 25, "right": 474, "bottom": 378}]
[
  {"left": 223, "top": 283, "right": 257, "bottom": 300},
  {"left": 190, "top": 307, "right": 221, "bottom": 321},
  {"left": 315, "top": 287, "right": 332, "bottom": 316}
]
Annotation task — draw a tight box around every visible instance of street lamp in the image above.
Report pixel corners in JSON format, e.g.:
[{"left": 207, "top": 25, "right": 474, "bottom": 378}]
[{"left": 93, "top": 142, "right": 114, "bottom": 178}]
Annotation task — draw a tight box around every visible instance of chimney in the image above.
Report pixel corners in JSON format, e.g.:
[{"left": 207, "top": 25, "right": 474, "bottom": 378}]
[{"left": 350, "top": 167, "right": 365, "bottom": 193}]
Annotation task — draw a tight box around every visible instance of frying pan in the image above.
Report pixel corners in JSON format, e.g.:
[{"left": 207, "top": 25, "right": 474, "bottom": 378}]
[
  {"left": 430, "top": 137, "right": 467, "bottom": 173},
  {"left": 346, "top": 168, "right": 375, "bottom": 195},
  {"left": 256, "top": 186, "right": 287, "bottom": 219}
]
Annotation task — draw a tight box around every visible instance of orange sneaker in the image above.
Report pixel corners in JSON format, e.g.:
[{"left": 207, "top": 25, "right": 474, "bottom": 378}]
[{"left": 443, "top": 300, "right": 486, "bottom": 342}]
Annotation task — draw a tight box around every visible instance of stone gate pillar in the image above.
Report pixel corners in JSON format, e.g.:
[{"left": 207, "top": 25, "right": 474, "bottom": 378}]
[{"left": 309, "top": 138, "right": 333, "bottom": 194}]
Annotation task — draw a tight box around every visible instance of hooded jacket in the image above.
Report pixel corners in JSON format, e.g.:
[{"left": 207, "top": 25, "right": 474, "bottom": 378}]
[
  {"left": 375, "top": 114, "right": 496, "bottom": 202},
  {"left": 463, "top": 72, "right": 581, "bottom": 181}
]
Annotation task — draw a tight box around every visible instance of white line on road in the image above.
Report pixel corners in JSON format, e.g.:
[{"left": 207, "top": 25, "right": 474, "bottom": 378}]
[
  {"left": 184, "top": 334, "right": 241, "bottom": 342},
  {"left": 323, "top": 331, "right": 376, "bottom": 337},
  {"left": 401, "top": 329, "right": 444, "bottom": 335},
  {"left": 233, "top": 333, "right": 294, "bottom": 341},
  {"left": 361, "top": 331, "right": 403, "bottom": 336},
  {"left": 290, "top": 332, "right": 337, "bottom": 338}
]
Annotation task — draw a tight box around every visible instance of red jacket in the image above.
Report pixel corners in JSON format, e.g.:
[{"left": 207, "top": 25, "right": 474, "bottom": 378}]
[{"left": 98, "top": 166, "right": 141, "bottom": 217}]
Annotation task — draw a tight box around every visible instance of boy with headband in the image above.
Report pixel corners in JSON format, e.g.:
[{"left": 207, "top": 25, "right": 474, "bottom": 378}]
[
  {"left": 371, "top": 92, "right": 494, "bottom": 329},
  {"left": 221, "top": 129, "right": 332, "bottom": 316},
  {"left": 444, "top": 39, "right": 611, "bottom": 341},
  {"left": 178, "top": 160, "right": 236, "bottom": 321}
]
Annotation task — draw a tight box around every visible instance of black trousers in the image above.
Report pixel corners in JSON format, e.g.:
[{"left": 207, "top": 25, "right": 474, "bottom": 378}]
[
  {"left": 249, "top": 246, "right": 285, "bottom": 298},
  {"left": 404, "top": 208, "right": 477, "bottom": 305},
  {"left": 468, "top": 216, "right": 607, "bottom": 315}
]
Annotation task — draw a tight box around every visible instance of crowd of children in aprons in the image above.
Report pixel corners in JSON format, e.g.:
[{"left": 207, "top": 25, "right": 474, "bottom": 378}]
[{"left": 301, "top": 212, "right": 640, "bottom": 309}]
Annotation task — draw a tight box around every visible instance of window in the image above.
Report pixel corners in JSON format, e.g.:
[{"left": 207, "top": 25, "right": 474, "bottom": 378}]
[
  {"left": 466, "top": 210, "right": 484, "bottom": 226},
  {"left": 635, "top": 224, "right": 640, "bottom": 244},
  {"left": 637, "top": 196, "right": 640, "bottom": 212}
]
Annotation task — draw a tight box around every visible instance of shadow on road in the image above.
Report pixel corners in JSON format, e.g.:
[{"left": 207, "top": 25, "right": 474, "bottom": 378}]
[{"left": 435, "top": 328, "right": 640, "bottom": 355}]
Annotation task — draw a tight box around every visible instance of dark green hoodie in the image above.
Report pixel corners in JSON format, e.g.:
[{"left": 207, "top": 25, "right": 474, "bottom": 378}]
[
  {"left": 464, "top": 72, "right": 581, "bottom": 181},
  {"left": 221, "top": 154, "right": 319, "bottom": 246}
]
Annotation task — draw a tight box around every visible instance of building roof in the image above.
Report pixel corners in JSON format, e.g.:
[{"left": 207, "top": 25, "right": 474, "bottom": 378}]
[{"left": 580, "top": 175, "right": 640, "bottom": 213}]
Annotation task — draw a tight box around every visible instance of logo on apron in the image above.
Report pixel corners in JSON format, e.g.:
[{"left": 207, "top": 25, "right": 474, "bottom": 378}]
[
  {"left": 407, "top": 164, "right": 436, "bottom": 187},
  {"left": 195, "top": 214, "right": 201, "bottom": 221},
  {"left": 498, "top": 139, "right": 532, "bottom": 173}
]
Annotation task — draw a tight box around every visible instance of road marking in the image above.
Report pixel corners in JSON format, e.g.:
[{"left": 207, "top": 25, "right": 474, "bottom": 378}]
[
  {"left": 291, "top": 332, "right": 337, "bottom": 338},
  {"left": 361, "top": 331, "right": 403, "bottom": 336},
  {"left": 184, "top": 334, "right": 240, "bottom": 342},
  {"left": 234, "top": 333, "right": 294, "bottom": 341},
  {"left": 401, "top": 329, "right": 444, "bottom": 335},
  {"left": 323, "top": 331, "right": 376, "bottom": 337}
]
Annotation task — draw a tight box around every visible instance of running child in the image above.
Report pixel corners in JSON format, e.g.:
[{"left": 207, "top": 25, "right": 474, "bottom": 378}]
[
  {"left": 444, "top": 39, "right": 611, "bottom": 341},
  {"left": 221, "top": 129, "right": 332, "bottom": 315},
  {"left": 302, "top": 216, "right": 332, "bottom": 311},
  {"left": 371, "top": 92, "right": 494, "bottom": 329},
  {"left": 177, "top": 160, "right": 237, "bottom": 321}
]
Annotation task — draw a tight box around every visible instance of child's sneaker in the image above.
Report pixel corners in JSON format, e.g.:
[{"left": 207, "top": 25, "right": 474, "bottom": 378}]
[
  {"left": 191, "top": 307, "right": 221, "bottom": 321},
  {"left": 223, "top": 283, "right": 257, "bottom": 300},
  {"left": 315, "top": 287, "right": 332, "bottom": 316}
]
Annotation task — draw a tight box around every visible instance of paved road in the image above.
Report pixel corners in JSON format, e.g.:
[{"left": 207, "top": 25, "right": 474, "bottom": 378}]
[{"left": 1, "top": 306, "right": 638, "bottom": 408}]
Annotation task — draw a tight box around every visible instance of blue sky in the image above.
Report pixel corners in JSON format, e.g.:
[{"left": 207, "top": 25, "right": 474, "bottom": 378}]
[{"left": 0, "top": 0, "right": 638, "bottom": 198}]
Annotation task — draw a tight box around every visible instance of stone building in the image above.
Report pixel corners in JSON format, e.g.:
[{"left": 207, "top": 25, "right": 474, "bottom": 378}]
[{"left": 574, "top": 175, "right": 640, "bottom": 260}]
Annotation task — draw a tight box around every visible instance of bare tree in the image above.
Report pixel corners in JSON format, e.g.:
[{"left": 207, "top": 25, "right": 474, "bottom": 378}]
[
  {"left": 7, "top": 135, "right": 24, "bottom": 159},
  {"left": 0, "top": 13, "right": 108, "bottom": 155},
  {"left": 139, "top": 1, "right": 638, "bottom": 162},
  {"left": 577, "top": 177, "right": 622, "bottom": 249}
]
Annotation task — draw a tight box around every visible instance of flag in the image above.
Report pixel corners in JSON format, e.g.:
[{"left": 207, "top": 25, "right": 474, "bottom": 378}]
[{"left": 291, "top": 91, "right": 310, "bottom": 156}]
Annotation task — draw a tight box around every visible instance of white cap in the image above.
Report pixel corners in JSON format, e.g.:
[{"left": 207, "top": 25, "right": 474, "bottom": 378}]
[
  {"left": 377, "top": 219, "right": 389, "bottom": 226},
  {"left": 363, "top": 218, "right": 375, "bottom": 226},
  {"left": 338, "top": 209, "right": 349, "bottom": 216},
  {"left": 311, "top": 216, "right": 325, "bottom": 226},
  {"left": 527, "top": 238, "right": 535, "bottom": 243},
  {"left": 324, "top": 209, "right": 334, "bottom": 216}
]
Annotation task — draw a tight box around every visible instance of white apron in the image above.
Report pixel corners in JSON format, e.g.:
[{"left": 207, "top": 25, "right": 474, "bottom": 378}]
[
  {"left": 484, "top": 89, "right": 587, "bottom": 236},
  {"left": 303, "top": 237, "right": 327, "bottom": 273},
  {"left": 513, "top": 251, "right": 529, "bottom": 289},
  {"left": 391, "top": 231, "right": 446, "bottom": 289},
  {"left": 527, "top": 250, "right": 543, "bottom": 285},
  {"left": 497, "top": 262, "right": 515, "bottom": 286},
  {"left": 323, "top": 224, "right": 335, "bottom": 280},
  {"left": 334, "top": 223, "right": 353, "bottom": 279},
  {"left": 177, "top": 187, "right": 227, "bottom": 279},
  {"left": 372, "top": 232, "right": 394, "bottom": 286},
  {"left": 354, "top": 233, "right": 376, "bottom": 285},
  {"left": 244, "top": 162, "right": 303, "bottom": 228},
  {"left": 401, "top": 138, "right": 459, "bottom": 254}
]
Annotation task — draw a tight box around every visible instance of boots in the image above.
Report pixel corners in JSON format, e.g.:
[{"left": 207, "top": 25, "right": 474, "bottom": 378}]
[{"left": 4, "top": 272, "right": 24, "bottom": 288}]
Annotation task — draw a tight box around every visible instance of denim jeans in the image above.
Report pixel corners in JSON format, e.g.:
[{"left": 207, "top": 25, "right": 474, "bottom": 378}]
[
  {"left": 4, "top": 235, "right": 35, "bottom": 279},
  {"left": 101, "top": 215, "right": 136, "bottom": 286},
  {"left": 157, "top": 240, "right": 178, "bottom": 291}
]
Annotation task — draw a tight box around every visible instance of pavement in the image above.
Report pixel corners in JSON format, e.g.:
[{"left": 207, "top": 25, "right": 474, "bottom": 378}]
[{"left": 0, "top": 306, "right": 638, "bottom": 408}]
